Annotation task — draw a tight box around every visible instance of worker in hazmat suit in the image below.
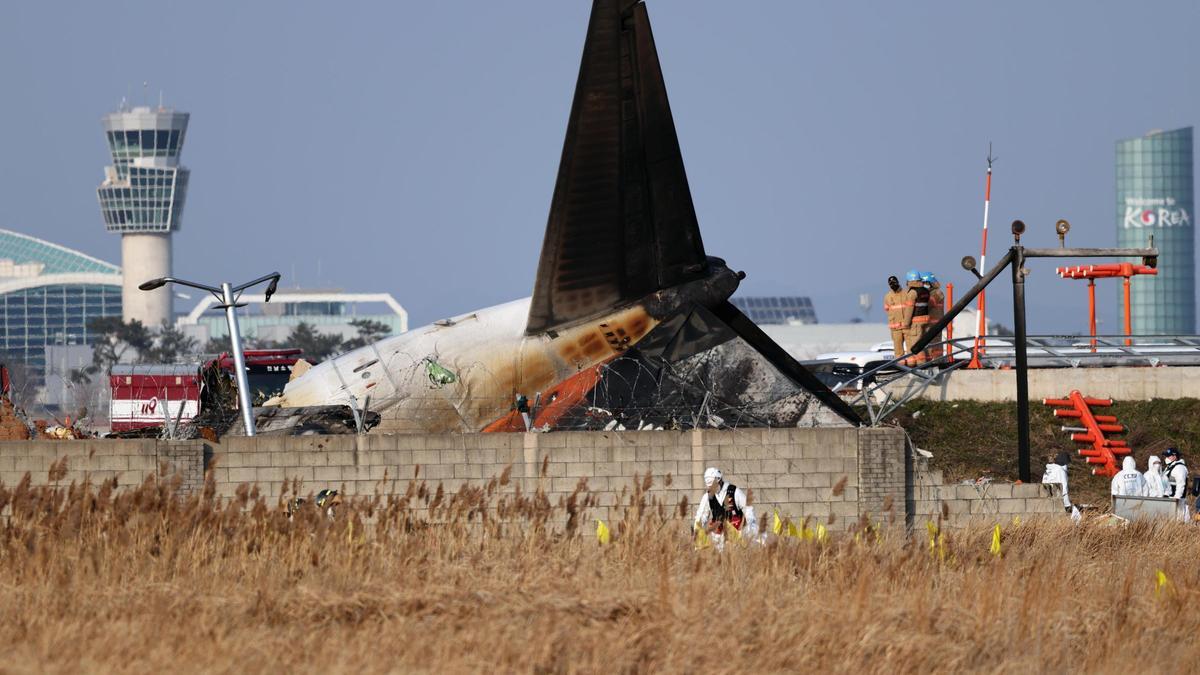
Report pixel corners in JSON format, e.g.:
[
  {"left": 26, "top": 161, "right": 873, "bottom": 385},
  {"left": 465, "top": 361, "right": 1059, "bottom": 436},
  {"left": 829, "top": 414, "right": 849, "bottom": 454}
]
[
  {"left": 905, "top": 270, "right": 931, "bottom": 366},
  {"left": 1041, "top": 452, "right": 1076, "bottom": 514},
  {"left": 1162, "top": 448, "right": 1190, "bottom": 520},
  {"left": 1144, "top": 455, "right": 1171, "bottom": 498},
  {"left": 922, "top": 272, "right": 945, "bottom": 362},
  {"left": 883, "top": 275, "right": 915, "bottom": 358},
  {"left": 1110, "top": 456, "right": 1148, "bottom": 497},
  {"left": 694, "top": 467, "right": 758, "bottom": 540}
]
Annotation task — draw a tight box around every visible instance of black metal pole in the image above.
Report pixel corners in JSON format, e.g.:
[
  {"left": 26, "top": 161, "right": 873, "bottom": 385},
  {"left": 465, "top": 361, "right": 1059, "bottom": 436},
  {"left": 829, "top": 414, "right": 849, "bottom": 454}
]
[{"left": 1011, "top": 245, "right": 1031, "bottom": 482}]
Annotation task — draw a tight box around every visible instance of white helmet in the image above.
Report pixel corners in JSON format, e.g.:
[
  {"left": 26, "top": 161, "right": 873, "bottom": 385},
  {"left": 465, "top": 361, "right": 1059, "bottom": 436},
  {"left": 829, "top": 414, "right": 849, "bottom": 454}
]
[{"left": 703, "top": 467, "right": 723, "bottom": 488}]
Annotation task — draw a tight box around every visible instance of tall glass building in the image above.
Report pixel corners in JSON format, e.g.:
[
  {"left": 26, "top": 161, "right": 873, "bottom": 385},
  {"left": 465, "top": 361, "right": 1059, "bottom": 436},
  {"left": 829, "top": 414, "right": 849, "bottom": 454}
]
[
  {"left": 0, "top": 229, "right": 123, "bottom": 379},
  {"left": 1116, "top": 127, "right": 1194, "bottom": 335},
  {"left": 96, "top": 105, "right": 189, "bottom": 328}
]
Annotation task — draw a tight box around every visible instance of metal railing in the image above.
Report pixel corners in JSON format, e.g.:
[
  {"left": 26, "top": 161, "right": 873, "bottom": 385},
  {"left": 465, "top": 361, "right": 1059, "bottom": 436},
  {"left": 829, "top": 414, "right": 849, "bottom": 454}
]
[{"left": 825, "top": 333, "right": 1200, "bottom": 426}]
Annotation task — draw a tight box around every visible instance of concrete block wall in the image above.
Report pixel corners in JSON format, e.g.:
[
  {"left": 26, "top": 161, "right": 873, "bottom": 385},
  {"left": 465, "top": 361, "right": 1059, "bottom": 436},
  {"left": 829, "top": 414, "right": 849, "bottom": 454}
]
[
  {"left": 199, "top": 428, "right": 873, "bottom": 530},
  {"left": 0, "top": 427, "right": 1064, "bottom": 530},
  {"left": 898, "top": 366, "right": 1200, "bottom": 403},
  {"left": 910, "top": 462, "right": 1063, "bottom": 528},
  {"left": 0, "top": 439, "right": 203, "bottom": 493}
]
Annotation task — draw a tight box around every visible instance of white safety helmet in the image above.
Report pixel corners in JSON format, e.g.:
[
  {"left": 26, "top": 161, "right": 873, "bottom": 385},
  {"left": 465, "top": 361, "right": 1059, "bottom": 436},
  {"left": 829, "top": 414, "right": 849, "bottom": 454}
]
[{"left": 703, "top": 467, "right": 723, "bottom": 488}]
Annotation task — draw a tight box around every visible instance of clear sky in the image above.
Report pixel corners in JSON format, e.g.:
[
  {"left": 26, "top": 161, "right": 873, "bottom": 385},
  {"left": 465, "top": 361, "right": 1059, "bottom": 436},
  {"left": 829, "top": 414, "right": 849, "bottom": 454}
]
[{"left": 1, "top": 1, "right": 1196, "bottom": 334}]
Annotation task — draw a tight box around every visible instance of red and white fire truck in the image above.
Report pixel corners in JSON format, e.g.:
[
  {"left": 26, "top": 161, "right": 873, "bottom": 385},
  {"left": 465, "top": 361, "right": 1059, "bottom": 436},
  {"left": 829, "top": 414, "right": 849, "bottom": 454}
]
[{"left": 109, "top": 349, "right": 305, "bottom": 432}]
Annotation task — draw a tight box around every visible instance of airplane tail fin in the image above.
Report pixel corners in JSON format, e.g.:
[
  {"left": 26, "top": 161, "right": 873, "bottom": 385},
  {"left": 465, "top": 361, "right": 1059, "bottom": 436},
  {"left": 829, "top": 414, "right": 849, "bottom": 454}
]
[{"left": 526, "top": 0, "right": 707, "bottom": 334}]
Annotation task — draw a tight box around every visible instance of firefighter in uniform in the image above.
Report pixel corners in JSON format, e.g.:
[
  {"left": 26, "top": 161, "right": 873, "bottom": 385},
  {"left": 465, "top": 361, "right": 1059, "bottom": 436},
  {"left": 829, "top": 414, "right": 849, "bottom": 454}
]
[
  {"left": 922, "top": 272, "right": 945, "bottom": 362},
  {"left": 883, "top": 275, "right": 915, "bottom": 358},
  {"left": 905, "top": 270, "right": 931, "bottom": 366}
]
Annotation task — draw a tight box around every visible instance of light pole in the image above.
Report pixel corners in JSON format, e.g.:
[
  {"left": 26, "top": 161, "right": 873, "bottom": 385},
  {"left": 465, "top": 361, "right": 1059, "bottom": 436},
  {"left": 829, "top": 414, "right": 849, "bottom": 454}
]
[{"left": 139, "top": 272, "right": 281, "bottom": 437}]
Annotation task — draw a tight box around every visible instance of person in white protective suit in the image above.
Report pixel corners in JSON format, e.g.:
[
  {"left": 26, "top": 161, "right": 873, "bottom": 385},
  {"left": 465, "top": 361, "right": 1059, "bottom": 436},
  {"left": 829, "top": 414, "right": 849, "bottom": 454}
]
[
  {"left": 1162, "top": 448, "right": 1190, "bottom": 520},
  {"left": 1144, "top": 455, "right": 1171, "bottom": 498},
  {"left": 1110, "top": 456, "right": 1148, "bottom": 497},
  {"left": 1041, "top": 452, "right": 1075, "bottom": 514},
  {"left": 694, "top": 467, "right": 758, "bottom": 539}
]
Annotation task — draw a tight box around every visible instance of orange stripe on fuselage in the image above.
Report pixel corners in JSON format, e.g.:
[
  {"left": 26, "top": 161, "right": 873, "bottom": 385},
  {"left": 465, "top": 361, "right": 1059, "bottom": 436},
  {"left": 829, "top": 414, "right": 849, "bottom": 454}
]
[{"left": 481, "top": 362, "right": 608, "bottom": 432}]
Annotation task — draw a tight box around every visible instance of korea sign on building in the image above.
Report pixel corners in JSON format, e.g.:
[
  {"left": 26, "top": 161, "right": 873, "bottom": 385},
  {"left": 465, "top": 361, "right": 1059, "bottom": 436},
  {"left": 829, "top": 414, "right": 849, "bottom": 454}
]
[{"left": 1115, "top": 127, "right": 1194, "bottom": 335}]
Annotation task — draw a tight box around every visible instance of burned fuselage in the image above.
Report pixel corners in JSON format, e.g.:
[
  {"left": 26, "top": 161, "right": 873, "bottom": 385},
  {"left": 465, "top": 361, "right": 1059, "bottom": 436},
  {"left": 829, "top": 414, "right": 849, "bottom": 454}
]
[{"left": 270, "top": 263, "right": 742, "bottom": 432}]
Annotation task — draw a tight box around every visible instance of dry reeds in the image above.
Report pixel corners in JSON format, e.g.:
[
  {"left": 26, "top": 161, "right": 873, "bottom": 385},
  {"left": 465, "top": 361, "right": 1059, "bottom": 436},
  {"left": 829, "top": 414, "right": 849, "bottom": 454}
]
[{"left": 0, "top": 465, "right": 1196, "bottom": 673}]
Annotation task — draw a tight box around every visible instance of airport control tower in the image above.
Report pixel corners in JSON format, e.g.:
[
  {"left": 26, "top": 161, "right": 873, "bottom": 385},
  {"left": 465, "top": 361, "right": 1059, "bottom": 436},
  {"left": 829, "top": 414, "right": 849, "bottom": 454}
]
[{"left": 96, "top": 104, "right": 190, "bottom": 327}]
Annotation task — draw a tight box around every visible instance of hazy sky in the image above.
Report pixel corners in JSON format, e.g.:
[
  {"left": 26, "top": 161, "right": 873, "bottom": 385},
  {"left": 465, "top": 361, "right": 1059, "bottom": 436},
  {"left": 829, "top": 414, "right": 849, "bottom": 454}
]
[{"left": 1, "top": 1, "right": 1197, "bottom": 333}]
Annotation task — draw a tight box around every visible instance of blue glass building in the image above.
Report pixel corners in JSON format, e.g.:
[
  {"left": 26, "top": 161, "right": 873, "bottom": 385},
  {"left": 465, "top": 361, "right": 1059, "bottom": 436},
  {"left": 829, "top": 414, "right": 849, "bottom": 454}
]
[
  {"left": 1116, "top": 127, "right": 1194, "bottom": 335},
  {"left": 0, "top": 230, "right": 122, "bottom": 378}
]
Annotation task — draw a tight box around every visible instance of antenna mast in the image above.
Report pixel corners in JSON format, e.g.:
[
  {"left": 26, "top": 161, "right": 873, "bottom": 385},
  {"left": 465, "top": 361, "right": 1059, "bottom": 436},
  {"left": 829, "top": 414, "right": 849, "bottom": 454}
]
[{"left": 969, "top": 144, "right": 996, "bottom": 369}]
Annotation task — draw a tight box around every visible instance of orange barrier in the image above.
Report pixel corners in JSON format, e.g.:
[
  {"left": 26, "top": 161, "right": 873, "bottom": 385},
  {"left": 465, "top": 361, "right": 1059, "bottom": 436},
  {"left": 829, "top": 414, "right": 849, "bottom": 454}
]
[
  {"left": 1042, "top": 390, "right": 1130, "bottom": 477},
  {"left": 944, "top": 283, "right": 954, "bottom": 364}
]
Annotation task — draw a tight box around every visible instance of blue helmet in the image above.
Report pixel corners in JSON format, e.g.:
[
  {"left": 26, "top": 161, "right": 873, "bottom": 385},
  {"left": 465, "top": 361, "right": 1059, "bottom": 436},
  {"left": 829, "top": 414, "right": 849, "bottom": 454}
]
[
  {"left": 905, "top": 270, "right": 921, "bottom": 282},
  {"left": 921, "top": 271, "right": 938, "bottom": 284}
]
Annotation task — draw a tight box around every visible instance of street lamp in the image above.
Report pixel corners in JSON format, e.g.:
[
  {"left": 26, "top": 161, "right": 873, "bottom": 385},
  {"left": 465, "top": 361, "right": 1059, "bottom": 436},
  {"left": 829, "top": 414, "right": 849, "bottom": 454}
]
[{"left": 139, "top": 272, "right": 281, "bottom": 436}]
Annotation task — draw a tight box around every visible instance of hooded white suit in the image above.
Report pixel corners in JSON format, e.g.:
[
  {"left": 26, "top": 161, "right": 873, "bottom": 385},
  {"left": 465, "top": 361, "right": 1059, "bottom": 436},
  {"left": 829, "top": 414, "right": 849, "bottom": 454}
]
[
  {"left": 1111, "top": 456, "right": 1148, "bottom": 497},
  {"left": 1145, "top": 456, "right": 1171, "bottom": 498}
]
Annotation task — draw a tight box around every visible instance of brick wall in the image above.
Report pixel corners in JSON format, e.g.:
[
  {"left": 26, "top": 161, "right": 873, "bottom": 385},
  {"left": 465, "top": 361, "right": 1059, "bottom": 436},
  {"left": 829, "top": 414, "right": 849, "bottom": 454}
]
[{"left": 0, "top": 427, "right": 1066, "bottom": 529}]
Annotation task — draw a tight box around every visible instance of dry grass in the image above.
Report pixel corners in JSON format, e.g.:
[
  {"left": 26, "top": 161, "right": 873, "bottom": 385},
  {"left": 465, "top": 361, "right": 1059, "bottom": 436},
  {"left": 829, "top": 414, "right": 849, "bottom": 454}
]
[{"left": 0, "top": 468, "right": 1198, "bottom": 674}]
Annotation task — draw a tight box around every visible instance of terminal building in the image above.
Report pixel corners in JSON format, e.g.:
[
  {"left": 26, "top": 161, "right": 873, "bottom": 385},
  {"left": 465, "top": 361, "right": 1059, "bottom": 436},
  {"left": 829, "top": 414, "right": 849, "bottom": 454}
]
[
  {"left": 0, "top": 229, "right": 123, "bottom": 379},
  {"left": 178, "top": 289, "right": 408, "bottom": 345},
  {"left": 1116, "top": 127, "right": 1194, "bottom": 334},
  {"left": 96, "top": 103, "right": 190, "bottom": 328}
]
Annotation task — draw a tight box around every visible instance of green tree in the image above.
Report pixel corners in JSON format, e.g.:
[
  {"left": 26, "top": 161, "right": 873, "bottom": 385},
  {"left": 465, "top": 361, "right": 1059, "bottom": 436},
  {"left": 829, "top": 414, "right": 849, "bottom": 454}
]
[
  {"left": 340, "top": 319, "right": 393, "bottom": 351},
  {"left": 284, "top": 322, "right": 343, "bottom": 362},
  {"left": 70, "top": 318, "right": 199, "bottom": 383},
  {"left": 202, "top": 334, "right": 276, "bottom": 355},
  {"left": 145, "top": 320, "right": 197, "bottom": 363}
]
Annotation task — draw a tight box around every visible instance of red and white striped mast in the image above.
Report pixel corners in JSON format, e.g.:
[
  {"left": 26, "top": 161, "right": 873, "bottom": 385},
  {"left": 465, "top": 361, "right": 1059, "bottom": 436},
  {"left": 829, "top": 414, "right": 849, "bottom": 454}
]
[{"left": 969, "top": 145, "right": 995, "bottom": 369}]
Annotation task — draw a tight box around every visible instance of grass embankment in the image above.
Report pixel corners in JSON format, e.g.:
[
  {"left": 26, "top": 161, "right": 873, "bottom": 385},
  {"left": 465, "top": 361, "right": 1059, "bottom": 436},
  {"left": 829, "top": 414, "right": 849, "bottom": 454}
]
[
  {"left": 2, "top": 470, "right": 1200, "bottom": 672},
  {"left": 893, "top": 398, "right": 1200, "bottom": 507}
]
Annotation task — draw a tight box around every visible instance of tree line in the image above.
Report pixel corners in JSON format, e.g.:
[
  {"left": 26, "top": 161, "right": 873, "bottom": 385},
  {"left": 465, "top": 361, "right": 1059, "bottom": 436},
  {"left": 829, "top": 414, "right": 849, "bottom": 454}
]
[{"left": 71, "top": 317, "right": 392, "bottom": 383}]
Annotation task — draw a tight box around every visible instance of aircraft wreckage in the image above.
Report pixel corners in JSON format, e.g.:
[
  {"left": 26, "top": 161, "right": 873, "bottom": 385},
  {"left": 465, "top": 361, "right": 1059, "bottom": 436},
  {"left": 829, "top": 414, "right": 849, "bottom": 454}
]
[{"left": 266, "top": 0, "right": 861, "bottom": 432}]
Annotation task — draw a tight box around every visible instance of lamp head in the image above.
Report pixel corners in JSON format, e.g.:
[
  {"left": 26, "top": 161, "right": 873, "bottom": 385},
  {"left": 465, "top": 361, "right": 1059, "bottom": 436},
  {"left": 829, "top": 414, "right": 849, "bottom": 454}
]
[
  {"left": 961, "top": 255, "right": 982, "bottom": 280},
  {"left": 1055, "top": 219, "right": 1070, "bottom": 236},
  {"left": 138, "top": 278, "right": 168, "bottom": 291},
  {"left": 1011, "top": 220, "right": 1026, "bottom": 238},
  {"left": 264, "top": 275, "right": 280, "bottom": 303}
]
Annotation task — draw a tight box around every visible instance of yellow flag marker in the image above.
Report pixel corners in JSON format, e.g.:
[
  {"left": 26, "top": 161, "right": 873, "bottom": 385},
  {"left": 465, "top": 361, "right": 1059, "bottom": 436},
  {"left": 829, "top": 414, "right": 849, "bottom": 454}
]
[
  {"left": 786, "top": 521, "right": 801, "bottom": 539},
  {"left": 815, "top": 524, "right": 828, "bottom": 542},
  {"left": 695, "top": 527, "right": 711, "bottom": 549},
  {"left": 926, "top": 521, "right": 939, "bottom": 553},
  {"left": 989, "top": 524, "right": 1002, "bottom": 557},
  {"left": 1156, "top": 570, "right": 1170, "bottom": 596},
  {"left": 772, "top": 511, "right": 783, "bottom": 535},
  {"left": 596, "top": 519, "right": 611, "bottom": 545}
]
